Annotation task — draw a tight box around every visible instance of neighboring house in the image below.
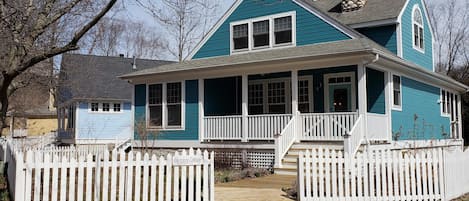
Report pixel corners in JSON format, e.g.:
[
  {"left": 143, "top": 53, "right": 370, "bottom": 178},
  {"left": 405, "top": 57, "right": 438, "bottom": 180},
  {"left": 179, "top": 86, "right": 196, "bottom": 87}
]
[
  {"left": 120, "top": 0, "right": 469, "bottom": 173},
  {"left": 12, "top": 101, "right": 57, "bottom": 137},
  {"left": 57, "top": 54, "right": 172, "bottom": 145}
]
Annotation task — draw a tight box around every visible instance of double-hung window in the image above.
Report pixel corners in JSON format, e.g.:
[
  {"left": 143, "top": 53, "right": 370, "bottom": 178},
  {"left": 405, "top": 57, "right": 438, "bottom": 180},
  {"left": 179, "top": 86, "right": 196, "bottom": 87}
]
[
  {"left": 298, "top": 79, "right": 312, "bottom": 113},
  {"left": 253, "top": 20, "right": 270, "bottom": 48},
  {"left": 233, "top": 24, "right": 249, "bottom": 51},
  {"left": 231, "top": 12, "right": 295, "bottom": 53},
  {"left": 274, "top": 16, "right": 292, "bottom": 45},
  {"left": 148, "top": 82, "right": 183, "bottom": 129},
  {"left": 392, "top": 75, "right": 402, "bottom": 109},
  {"left": 91, "top": 103, "right": 99, "bottom": 112},
  {"left": 412, "top": 6, "right": 424, "bottom": 51},
  {"left": 248, "top": 84, "right": 264, "bottom": 115}
]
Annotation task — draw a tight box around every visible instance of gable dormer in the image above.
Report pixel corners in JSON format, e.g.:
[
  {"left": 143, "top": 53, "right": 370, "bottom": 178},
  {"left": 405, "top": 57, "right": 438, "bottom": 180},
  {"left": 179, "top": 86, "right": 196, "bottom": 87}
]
[
  {"left": 189, "top": 0, "right": 357, "bottom": 60},
  {"left": 398, "top": 0, "right": 434, "bottom": 71}
]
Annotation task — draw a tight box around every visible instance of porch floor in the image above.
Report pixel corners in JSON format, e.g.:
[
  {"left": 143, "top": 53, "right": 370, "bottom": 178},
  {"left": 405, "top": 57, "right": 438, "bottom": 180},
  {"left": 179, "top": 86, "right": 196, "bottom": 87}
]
[{"left": 216, "top": 174, "right": 296, "bottom": 201}]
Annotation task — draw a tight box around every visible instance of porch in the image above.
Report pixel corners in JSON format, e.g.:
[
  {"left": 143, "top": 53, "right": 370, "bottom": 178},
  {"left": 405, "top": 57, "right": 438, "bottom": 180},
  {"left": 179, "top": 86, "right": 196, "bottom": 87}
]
[{"left": 199, "top": 65, "right": 389, "bottom": 149}]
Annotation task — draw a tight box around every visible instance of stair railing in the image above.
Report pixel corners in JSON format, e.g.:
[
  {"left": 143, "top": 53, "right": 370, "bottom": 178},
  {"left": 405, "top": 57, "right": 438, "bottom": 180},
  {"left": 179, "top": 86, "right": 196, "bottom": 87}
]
[
  {"left": 274, "top": 111, "right": 299, "bottom": 168},
  {"left": 344, "top": 114, "right": 364, "bottom": 155}
]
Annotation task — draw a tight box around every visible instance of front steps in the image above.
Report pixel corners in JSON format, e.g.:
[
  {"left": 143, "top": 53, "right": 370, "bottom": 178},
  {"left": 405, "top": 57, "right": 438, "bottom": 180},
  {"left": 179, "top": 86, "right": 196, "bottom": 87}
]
[{"left": 274, "top": 142, "right": 344, "bottom": 175}]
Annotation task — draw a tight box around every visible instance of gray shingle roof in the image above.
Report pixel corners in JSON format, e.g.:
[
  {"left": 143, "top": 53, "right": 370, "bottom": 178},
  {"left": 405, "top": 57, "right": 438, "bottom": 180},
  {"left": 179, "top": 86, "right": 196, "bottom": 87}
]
[
  {"left": 120, "top": 38, "right": 390, "bottom": 78},
  {"left": 300, "top": 0, "right": 407, "bottom": 25},
  {"left": 59, "top": 54, "right": 173, "bottom": 103}
]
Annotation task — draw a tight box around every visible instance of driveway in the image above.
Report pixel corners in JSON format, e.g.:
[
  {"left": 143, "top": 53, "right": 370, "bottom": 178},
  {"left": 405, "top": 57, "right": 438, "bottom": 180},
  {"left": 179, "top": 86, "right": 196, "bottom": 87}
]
[{"left": 215, "top": 175, "right": 296, "bottom": 201}]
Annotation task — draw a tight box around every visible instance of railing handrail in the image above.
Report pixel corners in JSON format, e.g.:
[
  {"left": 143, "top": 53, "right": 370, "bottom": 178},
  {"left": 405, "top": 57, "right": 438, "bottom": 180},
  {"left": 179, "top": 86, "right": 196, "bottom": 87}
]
[
  {"left": 299, "top": 112, "right": 358, "bottom": 116},
  {"left": 274, "top": 112, "right": 298, "bottom": 168},
  {"left": 203, "top": 115, "right": 242, "bottom": 119},
  {"left": 344, "top": 115, "right": 364, "bottom": 155},
  {"left": 248, "top": 114, "right": 293, "bottom": 117}
]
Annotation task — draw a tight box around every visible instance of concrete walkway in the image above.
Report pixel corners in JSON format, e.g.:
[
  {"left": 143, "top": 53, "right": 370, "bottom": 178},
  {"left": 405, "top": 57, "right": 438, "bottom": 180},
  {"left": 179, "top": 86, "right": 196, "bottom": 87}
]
[{"left": 215, "top": 175, "right": 296, "bottom": 201}]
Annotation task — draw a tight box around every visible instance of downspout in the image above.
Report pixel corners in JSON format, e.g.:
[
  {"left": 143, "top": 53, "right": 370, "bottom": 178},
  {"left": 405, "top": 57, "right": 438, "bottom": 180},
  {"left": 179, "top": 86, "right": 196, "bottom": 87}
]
[{"left": 362, "top": 53, "right": 380, "bottom": 151}]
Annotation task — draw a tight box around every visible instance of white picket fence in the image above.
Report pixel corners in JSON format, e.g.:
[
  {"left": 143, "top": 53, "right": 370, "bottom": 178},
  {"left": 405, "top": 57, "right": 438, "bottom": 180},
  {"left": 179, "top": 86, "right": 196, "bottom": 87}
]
[
  {"left": 3, "top": 141, "right": 215, "bottom": 201},
  {"left": 298, "top": 147, "right": 469, "bottom": 201}
]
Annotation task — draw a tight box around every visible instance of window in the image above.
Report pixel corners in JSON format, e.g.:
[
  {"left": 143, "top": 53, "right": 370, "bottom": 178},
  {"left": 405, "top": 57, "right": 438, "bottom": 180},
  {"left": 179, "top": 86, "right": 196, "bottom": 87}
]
[
  {"left": 274, "top": 16, "right": 292, "bottom": 45},
  {"left": 412, "top": 6, "right": 424, "bottom": 51},
  {"left": 166, "top": 82, "right": 182, "bottom": 127},
  {"left": 102, "top": 103, "right": 110, "bottom": 112},
  {"left": 148, "top": 82, "right": 183, "bottom": 129},
  {"left": 148, "top": 84, "right": 163, "bottom": 127},
  {"left": 113, "top": 103, "right": 121, "bottom": 112},
  {"left": 441, "top": 90, "right": 457, "bottom": 117},
  {"left": 267, "top": 82, "right": 286, "bottom": 114},
  {"left": 231, "top": 12, "right": 295, "bottom": 53},
  {"left": 298, "top": 79, "right": 311, "bottom": 113},
  {"left": 248, "top": 84, "right": 264, "bottom": 115},
  {"left": 392, "top": 75, "right": 402, "bottom": 109},
  {"left": 91, "top": 103, "right": 99, "bottom": 112},
  {"left": 253, "top": 20, "right": 270, "bottom": 48},
  {"left": 233, "top": 24, "right": 248, "bottom": 50}
]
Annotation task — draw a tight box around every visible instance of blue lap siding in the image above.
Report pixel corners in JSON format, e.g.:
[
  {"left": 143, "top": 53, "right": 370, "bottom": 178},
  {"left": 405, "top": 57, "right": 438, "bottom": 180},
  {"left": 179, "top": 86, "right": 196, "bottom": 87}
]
[
  {"left": 76, "top": 102, "right": 132, "bottom": 140},
  {"left": 357, "top": 25, "right": 398, "bottom": 54},
  {"left": 134, "top": 80, "right": 199, "bottom": 140},
  {"left": 391, "top": 77, "right": 450, "bottom": 140},
  {"left": 192, "top": 0, "right": 351, "bottom": 59},
  {"left": 401, "top": 0, "right": 434, "bottom": 71}
]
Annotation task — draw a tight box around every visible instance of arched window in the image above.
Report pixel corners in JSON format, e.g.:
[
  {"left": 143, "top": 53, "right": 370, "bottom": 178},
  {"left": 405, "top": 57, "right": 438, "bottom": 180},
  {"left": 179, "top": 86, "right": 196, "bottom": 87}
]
[{"left": 412, "top": 6, "right": 424, "bottom": 51}]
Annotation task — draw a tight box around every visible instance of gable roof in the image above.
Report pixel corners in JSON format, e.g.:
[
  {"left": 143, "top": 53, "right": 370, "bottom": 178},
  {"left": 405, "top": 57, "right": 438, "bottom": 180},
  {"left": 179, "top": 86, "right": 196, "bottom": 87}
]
[
  {"left": 301, "top": 0, "right": 407, "bottom": 26},
  {"left": 58, "top": 54, "right": 173, "bottom": 104}
]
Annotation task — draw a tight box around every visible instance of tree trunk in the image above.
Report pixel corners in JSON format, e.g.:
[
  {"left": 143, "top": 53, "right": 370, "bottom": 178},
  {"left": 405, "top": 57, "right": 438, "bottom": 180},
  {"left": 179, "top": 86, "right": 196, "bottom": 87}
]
[{"left": 0, "top": 77, "right": 12, "bottom": 136}]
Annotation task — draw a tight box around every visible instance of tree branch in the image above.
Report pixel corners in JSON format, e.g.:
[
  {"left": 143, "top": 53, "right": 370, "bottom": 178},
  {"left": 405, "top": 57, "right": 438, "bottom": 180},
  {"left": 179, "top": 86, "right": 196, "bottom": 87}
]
[{"left": 9, "top": 0, "right": 117, "bottom": 78}]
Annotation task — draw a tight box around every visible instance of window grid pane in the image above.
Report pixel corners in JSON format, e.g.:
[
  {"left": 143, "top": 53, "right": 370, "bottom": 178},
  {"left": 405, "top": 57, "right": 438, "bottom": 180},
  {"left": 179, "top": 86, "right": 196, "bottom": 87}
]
[
  {"left": 167, "top": 82, "right": 181, "bottom": 104},
  {"left": 393, "top": 76, "right": 401, "bottom": 106},
  {"left": 274, "top": 16, "right": 292, "bottom": 32},
  {"left": 149, "top": 84, "right": 162, "bottom": 105},
  {"left": 268, "top": 82, "right": 286, "bottom": 105},
  {"left": 102, "top": 103, "right": 110, "bottom": 112},
  {"left": 91, "top": 103, "right": 99, "bottom": 112},
  {"left": 113, "top": 103, "right": 121, "bottom": 112}
]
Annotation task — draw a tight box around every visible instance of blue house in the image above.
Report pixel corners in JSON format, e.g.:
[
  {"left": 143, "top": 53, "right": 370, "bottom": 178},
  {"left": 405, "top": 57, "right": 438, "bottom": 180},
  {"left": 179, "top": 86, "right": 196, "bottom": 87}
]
[
  {"left": 121, "top": 0, "right": 469, "bottom": 173},
  {"left": 57, "top": 54, "right": 172, "bottom": 145}
]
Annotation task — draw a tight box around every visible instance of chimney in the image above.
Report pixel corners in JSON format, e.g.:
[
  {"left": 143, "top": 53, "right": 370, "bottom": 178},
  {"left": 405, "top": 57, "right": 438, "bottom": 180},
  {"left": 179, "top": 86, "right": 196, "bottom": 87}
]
[
  {"left": 342, "top": 0, "right": 367, "bottom": 12},
  {"left": 132, "top": 56, "right": 137, "bottom": 70}
]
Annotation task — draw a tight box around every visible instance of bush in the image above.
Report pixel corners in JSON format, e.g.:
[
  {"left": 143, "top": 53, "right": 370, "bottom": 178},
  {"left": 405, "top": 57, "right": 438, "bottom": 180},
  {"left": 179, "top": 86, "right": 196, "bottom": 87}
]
[
  {"left": 215, "top": 168, "right": 271, "bottom": 183},
  {"left": 281, "top": 180, "right": 297, "bottom": 200}
]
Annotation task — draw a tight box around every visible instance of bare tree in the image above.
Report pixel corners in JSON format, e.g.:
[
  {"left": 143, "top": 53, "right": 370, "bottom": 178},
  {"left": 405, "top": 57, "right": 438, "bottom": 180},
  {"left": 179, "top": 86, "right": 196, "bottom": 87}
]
[
  {"left": 0, "top": 0, "right": 118, "bottom": 134},
  {"left": 427, "top": 0, "right": 469, "bottom": 75},
  {"left": 136, "top": 0, "right": 219, "bottom": 61}
]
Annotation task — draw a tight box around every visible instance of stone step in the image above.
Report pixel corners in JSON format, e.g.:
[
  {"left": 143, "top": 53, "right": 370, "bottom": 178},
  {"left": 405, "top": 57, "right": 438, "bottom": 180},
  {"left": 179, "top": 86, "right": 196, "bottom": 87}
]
[{"left": 274, "top": 167, "right": 297, "bottom": 176}]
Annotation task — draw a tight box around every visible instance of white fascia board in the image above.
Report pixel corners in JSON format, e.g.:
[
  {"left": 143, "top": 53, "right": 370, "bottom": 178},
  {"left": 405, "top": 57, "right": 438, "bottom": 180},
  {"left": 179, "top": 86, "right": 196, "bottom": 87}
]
[{"left": 349, "top": 18, "right": 398, "bottom": 29}]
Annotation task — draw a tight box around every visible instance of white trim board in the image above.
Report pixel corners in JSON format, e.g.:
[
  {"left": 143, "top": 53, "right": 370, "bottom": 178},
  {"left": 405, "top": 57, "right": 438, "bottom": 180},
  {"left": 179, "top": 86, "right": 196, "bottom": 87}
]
[{"left": 323, "top": 72, "right": 357, "bottom": 113}]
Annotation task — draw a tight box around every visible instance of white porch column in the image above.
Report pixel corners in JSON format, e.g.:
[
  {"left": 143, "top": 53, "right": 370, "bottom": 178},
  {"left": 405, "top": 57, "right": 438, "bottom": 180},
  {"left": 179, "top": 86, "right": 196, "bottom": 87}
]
[
  {"left": 242, "top": 74, "right": 248, "bottom": 142},
  {"left": 291, "top": 70, "right": 298, "bottom": 114},
  {"left": 291, "top": 70, "right": 300, "bottom": 142},
  {"left": 198, "top": 79, "right": 205, "bottom": 142},
  {"left": 357, "top": 64, "right": 368, "bottom": 140},
  {"left": 457, "top": 94, "right": 463, "bottom": 140}
]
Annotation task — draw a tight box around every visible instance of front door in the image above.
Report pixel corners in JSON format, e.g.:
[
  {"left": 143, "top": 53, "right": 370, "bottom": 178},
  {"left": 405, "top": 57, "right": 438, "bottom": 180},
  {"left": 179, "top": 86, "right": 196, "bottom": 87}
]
[
  {"left": 329, "top": 84, "right": 352, "bottom": 112},
  {"left": 324, "top": 72, "right": 356, "bottom": 112}
]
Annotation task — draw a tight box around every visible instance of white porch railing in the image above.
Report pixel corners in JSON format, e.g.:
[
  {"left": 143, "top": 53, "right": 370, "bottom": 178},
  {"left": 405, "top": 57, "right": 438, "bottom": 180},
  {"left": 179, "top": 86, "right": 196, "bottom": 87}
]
[
  {"left": 299, "top": 112, "right": 359, "bottom": 141},
  {"left": 203, "top": 115, "right": 242, "bottom": 140},
  {"left": 274, "top": 113, "right": 297, "bottom": 168},
  {"left": 248, "top": 114, "right": 292, "bottom": 140},
  {"left": 344, "top": 115, "right": 364, "bottom": 155}
]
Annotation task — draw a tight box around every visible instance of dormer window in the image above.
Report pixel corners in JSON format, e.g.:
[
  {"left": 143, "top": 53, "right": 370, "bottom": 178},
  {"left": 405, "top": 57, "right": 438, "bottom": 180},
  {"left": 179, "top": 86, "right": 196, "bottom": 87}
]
[
  {"left": 233, "top": 24, "right": 249, "bottom": 50},
  {"left": 253, "top": 20, "right": 270, "bottom": 48},
  {"left": 412, "top": 6, "right": 424, "bottom": 52},
  {"left": 230, "top": 11, "right": 296, "bottom": 54},
  {"left": 274, "top": 16, "right": 292, "bottom": 45}
]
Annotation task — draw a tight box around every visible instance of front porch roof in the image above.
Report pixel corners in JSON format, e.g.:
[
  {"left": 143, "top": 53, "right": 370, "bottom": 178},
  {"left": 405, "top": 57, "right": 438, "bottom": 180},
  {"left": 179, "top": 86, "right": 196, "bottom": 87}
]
[{"left": 120, "top": 38, "right": 469, "bottom": 93}]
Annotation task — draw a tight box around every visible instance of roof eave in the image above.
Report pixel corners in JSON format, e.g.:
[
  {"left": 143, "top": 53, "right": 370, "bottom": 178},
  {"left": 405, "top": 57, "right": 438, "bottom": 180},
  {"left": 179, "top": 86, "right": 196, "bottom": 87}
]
[{"left": 373, "top": 49, "right": 469, "bottom": 92}]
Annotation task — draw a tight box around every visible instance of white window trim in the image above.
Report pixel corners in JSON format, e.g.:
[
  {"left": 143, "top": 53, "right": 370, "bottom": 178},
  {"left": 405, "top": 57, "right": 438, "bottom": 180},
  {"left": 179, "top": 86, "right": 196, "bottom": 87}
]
[
  {"left": 88, "top": 102, "right": 124, "bottom": 114},
  {"left": 230, "top": 11, "right": 296, "bottom": 54},
  {"left": 323, "top": 72, "right": 357, "bottom": 113},
  {"left": 412, "top": 5, "right": 425, "bottom": 53},
  {"left": 298, "top": 76, "right": 314, "bottom": 113},
  {"left": 146, "top": 82, "right": 185, "bottom": 131},
  {"left": 391, "top": 74, "right": 403, "bottom": 111},
  {"left": 440, "top": 89, "right": 456, "bottom": 118}
]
